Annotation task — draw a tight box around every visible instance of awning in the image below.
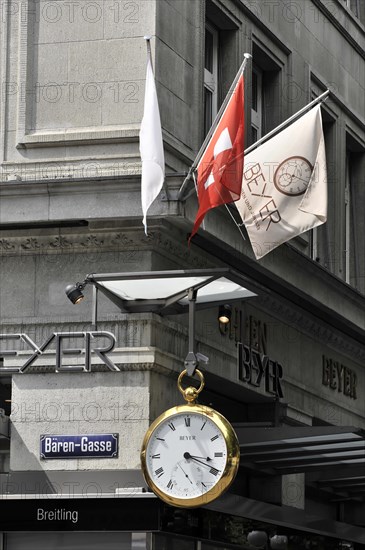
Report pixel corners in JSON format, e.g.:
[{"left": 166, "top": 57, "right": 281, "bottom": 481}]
[
  {"left": 69, "top": 268, "right": 259, "bottom": 375},
  {"left": 86, "top": 268, "right": 257, "bottom": 314},
  {"left": 236, "top": 424, "right": 365, "bottom": 500},
  {"left": 0, "top": 412, "right": 9, "bottom": 439}
]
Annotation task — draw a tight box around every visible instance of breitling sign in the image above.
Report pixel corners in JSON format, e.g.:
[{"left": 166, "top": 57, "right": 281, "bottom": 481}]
[{"left": 0, "top": 331, "right": 119, "bottom": 374}]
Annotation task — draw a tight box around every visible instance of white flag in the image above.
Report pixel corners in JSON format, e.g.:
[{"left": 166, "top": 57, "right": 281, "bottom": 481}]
[
  {"left": 236, "top": 105, "right": 327, "bottom": 259},
  {"left": 139, "top": 54, "right": 165, "bottom": 235}
]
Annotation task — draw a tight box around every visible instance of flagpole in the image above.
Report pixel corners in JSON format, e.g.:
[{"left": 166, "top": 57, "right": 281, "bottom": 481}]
[
  {"left": 244, "top": 89, "right": 330, "bottom": 155},
  {"left": 178, "top": 53, "right": 252, "bottom": 201},
  {"left": 144, "top": 35, "right": 152, "bottom": 59}
]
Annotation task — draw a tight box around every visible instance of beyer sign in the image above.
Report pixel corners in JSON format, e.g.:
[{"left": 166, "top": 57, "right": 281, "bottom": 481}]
[
  {"left": 0, "top": 331, "right": 118, "bottom": 373},
  {"left": 237, "top": 342, "right": 284, "bottom": 398}
]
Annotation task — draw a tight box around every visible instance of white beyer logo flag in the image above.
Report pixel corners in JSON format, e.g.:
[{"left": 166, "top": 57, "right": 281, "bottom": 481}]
[
  {"left": 236, "top": 104, "right": 327, "bottom": 259},
  {"left": 139, "top": 54, "right": 165, "bottom": 235}
]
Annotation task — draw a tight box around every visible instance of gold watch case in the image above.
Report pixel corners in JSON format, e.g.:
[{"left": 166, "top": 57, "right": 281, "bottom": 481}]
[{"left": 140, "top": 402, "right": 240, "bottom": 508}]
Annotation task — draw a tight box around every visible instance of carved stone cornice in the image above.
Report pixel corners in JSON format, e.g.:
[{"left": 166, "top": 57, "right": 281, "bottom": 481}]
[
  {"left": 0, "top": 225, "right": 211, "bottom": 269},
  {"left": 254, "top": 293, "right": 365, "bottom": 363}
]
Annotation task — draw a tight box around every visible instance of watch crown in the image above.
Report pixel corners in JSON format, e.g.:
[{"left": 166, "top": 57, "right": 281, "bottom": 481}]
[{"left": 183, "top": 386, "right": 199, "bottom": 403}]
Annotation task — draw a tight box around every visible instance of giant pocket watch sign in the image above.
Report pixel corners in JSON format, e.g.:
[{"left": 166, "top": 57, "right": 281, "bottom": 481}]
[{"left": 140, "top": 369, "right": 240, "bottom": 508}]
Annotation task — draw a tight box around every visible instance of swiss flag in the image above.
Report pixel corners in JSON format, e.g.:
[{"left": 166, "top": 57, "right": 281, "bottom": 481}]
[{"left": 190, "top": 74, "right": 244, "bottom": 240}]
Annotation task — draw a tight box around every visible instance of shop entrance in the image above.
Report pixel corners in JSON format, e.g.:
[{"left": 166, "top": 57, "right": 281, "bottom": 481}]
[
  {"left": 3, "top": 533, "right": 252, "bottom": 550},
  {"left": 4, "top": 533, "right": 141, "bottom": 549}
]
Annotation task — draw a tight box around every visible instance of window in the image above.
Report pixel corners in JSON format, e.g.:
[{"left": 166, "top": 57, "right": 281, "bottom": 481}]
[
  {"left": 203, "top": 3, "right": 239, "bottom": 138},
  {"left": 344, "top": 153, "right": 351, "bottom": 283},
  {"left": 313, "top": 113, "right": 337, "bottom": 271},
  {"left": 342, "top": 0, "right": 360, "bottom": 17},
  {"left": 339, "top": 0, "right": 365, "bottom": 26},
  {"left": 345, "top": 134, "right": 365, "bottom": 292},
  {"left": 249, "top": 42, "right": 282, "bottom": 146},
  {"left": 204, "top": 24, "right": 219, "bottom": 136},
  {"left": 251, "top": 66, "right": 263, "bottom": 142},
  {"left": 289, "top": 107, "right": 337, "bottom": 265}
]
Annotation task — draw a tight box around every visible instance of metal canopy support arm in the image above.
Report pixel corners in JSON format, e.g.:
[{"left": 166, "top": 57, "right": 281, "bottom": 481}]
[
  {"left": 184, "top": 288, "right": 198, "bottom": 376},
  {"left": 184, "top": 288, "right": 209, "bottom": 376},
  {"left": 92, "top": 285, "right": 98, "bottom": 329}
]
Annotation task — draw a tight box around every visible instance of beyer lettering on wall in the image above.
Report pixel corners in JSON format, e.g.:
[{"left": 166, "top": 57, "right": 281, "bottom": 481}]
[
  {"left": 0, "top": 332, "right": 119, "bottom": 374},
  {"left": 238, "top": 342, "right": 284, "bottom": 398},
  {"left": 220, "top": 312, "right": 267, "bottom": 354},
  {"left": 322, "top": 355, "right": 357, "bottom": 400}
]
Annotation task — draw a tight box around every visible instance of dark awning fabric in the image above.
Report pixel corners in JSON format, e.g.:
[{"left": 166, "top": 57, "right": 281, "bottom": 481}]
[
  {"left": 206, "top": 491, "right": 365, "bottom": 544},
  {"left": 0, "top": 414, "right": 9, "bottom": 439},
  {"left": 235, "top": 424, "right": 365, "bottom": 499}
]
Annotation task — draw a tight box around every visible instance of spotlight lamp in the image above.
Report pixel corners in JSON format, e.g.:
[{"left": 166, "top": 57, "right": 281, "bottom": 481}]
[
  {"left": 65, "top": 280, "right": 88, "bottom": 304},
  {"left": 218, "top": 304, "right": 232, "bottom": 325}
]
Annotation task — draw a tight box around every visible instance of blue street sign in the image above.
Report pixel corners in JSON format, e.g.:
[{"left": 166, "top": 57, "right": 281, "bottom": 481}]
[{"left": 40, "top": 434, "right": 119, "bottom": 459}]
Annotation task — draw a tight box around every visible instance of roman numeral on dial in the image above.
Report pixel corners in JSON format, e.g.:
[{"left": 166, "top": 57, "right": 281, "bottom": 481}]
[
  {"left": 184, "top": 417, "right": 190, "bottom": 427},
  {"left": 155, "top": 467, "right": 164, "bottom": 478},
  {"left": 168, "top": 422, "right": 176, "bottom": 431},
  {"left": 211, "top": 435, "right": 219, "bottom": 441}
]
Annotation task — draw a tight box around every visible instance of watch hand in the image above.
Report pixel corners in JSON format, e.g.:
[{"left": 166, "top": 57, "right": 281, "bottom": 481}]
[
  {"left": 294, "top": 175, "right": 310, "bottom": 184},
  {"left": 178, "top": 462, "right": 193, "bottom": 484},
  {"left": 280, "top": 172, "right": 309, "bottom": 186},
  {"left": 184, "top": 452, "right": 221, "bottom": 472},
  {"left": 278, "top": 173, "right": 293, "bottom": 186},
  {"left": 188, "top": 455, "right": 212, "bottom": 462}
]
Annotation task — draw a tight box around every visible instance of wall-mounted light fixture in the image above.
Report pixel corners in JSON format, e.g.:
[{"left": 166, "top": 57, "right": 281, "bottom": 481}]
[
  {"left": 65, "top": 280, "right": 88, "bottom": 304},
  {"left": 218, "top": 304, "right": 232, "bottom": 325}
]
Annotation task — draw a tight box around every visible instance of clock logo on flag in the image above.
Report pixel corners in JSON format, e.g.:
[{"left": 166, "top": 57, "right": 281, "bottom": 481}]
[{"left": 274, "top": 156, "right": 313, "bottom": 196}]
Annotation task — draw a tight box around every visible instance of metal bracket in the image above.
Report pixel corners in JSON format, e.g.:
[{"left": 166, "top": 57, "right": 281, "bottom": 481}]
[{"left": 183, "top": 289, "right": 209, "bottom": 376}]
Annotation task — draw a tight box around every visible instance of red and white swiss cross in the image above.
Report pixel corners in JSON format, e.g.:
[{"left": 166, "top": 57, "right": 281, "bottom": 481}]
[{"left": 190, "top": 74, "right": 244, "bottom": 240}]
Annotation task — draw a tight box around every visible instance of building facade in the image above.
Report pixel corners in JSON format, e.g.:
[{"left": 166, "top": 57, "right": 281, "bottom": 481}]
[{"left": 0, "top": 0, "right": 365, "bottom": 548}]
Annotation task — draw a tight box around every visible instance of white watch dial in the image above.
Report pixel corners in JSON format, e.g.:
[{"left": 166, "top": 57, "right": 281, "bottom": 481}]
[{"left": 145, "top": 411, "right": 227, "bottom": 500}]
